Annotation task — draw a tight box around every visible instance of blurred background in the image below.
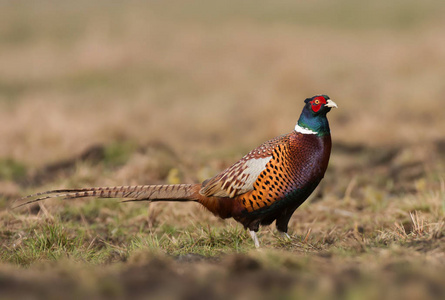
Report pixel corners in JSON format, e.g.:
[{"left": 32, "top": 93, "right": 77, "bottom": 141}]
[{"left": 1, "top": 0, "right": 444, "bottom": 165}]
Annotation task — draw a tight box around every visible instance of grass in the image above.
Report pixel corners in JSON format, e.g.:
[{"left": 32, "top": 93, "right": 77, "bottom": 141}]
[
  {"left": 2, "top": 179, "right": 444, "bottom": 298},
  {"left": 1, "top": 0, "right": 445, "bottom": 299},
  {"left": 0, "top": 158, "right": 27, "bottom": 181}
]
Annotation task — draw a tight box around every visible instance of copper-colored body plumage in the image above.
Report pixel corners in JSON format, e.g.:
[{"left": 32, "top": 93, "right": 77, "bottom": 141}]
[{"left": 195, "top": 132, "right": 331, "bottom": 232}]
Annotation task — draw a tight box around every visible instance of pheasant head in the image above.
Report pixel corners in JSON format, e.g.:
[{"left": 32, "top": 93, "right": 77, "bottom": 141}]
[{"left": 295, "top": 95, "right": 338, "bottom": 136}]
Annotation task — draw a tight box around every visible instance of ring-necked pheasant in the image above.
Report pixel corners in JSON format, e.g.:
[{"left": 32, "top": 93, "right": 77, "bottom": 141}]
[{"left": 16, "top": 95, "right": 337, "bottom": 248}]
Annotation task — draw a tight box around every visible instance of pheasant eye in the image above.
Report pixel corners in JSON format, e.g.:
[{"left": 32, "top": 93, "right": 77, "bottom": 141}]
[{"left": 314, "top": 100, "right": 320, "bottom": 105}]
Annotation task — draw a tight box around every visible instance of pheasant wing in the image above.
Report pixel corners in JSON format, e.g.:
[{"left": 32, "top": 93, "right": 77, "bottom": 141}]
[{"left": 199, "top": 133, "right": 291, "bottom": 198}]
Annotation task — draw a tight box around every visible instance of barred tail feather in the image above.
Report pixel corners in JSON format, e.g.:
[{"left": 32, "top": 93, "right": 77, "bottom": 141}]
[{"left": 13, "top": 184, "right": 199, "bottom": 209}]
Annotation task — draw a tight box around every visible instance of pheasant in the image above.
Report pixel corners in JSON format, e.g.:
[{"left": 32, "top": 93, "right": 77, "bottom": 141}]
[{"left": 16, "top": 95, "right": 337, "bottom": 248}]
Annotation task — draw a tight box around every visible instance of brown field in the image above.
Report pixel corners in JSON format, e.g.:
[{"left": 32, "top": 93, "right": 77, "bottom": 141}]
[{"left": 1, "top": 0, "right": 445, "bottom": 299}]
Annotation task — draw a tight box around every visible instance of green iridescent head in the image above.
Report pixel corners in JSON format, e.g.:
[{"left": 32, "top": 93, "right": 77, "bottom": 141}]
[{"left": 296, "top": 95, "right": 338, "bottom": 136}]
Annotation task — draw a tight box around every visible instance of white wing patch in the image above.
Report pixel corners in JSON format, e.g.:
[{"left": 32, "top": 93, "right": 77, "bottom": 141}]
[
  {"left": 228, "top": 156, "right": 272, "bottom": 196},
  {"left": 200, "top": 156, "right": 272, "bottom": 198}
]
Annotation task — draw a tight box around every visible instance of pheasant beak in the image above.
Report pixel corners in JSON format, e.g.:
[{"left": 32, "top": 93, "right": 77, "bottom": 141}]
[{"left": 326, "top": 99, "right": 338, "bottom": 108}]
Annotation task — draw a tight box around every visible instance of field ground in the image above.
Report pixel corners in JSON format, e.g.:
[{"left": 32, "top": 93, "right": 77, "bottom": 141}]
[{"left": 1, "top": 1, "right": 445, "bottom": 299}]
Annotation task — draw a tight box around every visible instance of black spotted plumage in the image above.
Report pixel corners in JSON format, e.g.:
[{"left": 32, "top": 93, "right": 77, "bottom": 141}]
[
  {"left": 15, "top": 95, "right": 337, "bottom": 248},
  {"left": 232, "top": 131, "right": 332, "bottom": 234}
]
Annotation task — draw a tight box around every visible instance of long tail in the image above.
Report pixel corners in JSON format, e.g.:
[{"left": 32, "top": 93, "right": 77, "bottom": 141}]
[{"left": 13, "top": 184, "right": 201, "bottom": 209}]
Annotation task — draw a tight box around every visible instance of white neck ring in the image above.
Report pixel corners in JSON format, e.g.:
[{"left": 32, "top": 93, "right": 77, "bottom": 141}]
[{"left": 294, "top": 123, "right": 317, "bottom": 134}]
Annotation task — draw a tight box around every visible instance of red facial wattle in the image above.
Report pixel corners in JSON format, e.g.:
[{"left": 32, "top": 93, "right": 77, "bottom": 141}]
[{"left": 311, "top": 96, "right": 327, "bottom": 113}]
